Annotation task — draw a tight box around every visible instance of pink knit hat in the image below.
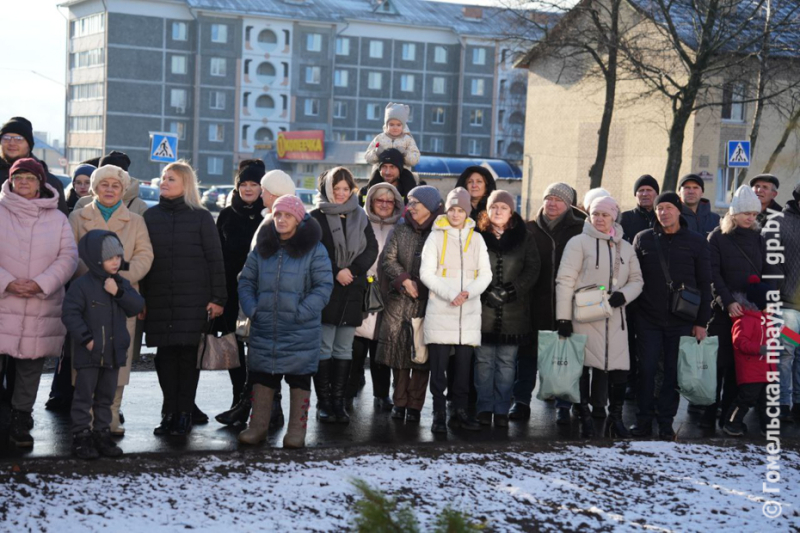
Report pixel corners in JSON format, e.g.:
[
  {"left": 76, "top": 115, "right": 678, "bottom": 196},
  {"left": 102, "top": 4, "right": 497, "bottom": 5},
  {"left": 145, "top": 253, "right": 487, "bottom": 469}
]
[
  {"left": 589, "top": 195, "right": 619, "bottom": 220},
  {"left": 272, "top": 194, "right": 306, "bottom": 223}
]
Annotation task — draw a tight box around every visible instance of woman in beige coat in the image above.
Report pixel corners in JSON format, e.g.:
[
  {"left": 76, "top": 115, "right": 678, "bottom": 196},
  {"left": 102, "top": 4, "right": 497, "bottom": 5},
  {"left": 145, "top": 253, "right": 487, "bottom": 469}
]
[
  {"left": 555, "top": 196, "right": 643, "bottom": 440},
  {"left": 69, "top": 165, "right": 154, "bottom": 434}
]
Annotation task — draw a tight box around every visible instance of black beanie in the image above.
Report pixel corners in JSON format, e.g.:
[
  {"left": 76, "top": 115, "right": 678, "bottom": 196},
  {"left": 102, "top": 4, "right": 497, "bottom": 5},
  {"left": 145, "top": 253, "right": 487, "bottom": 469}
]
[
  {"left": 100, "top": 150, "right": 131, "bottom": 172},
  {"left": 378, "top": 148, "right": 404, "bottom": 174},
  {"left": 746, "top": 275, "right": 770, "bottom": 311},
  {"left": 1, "top": 116, "right": 34, "bottom": 149},
  {"left": 235, "top": 159, "right": 266, "bottom": 188},
  {"left": 655, "top": 192, "right": 682, "bottom": 211},
  {"left": 634, "top": 174, "right": 660, "bottom": 195},
  {"left": 678, "top": 173, "right": 704, "bottom": 192}
]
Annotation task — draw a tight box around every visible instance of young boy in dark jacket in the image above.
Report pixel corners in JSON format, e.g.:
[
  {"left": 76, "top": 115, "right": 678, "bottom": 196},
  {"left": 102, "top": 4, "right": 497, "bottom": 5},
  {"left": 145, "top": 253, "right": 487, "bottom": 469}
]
[
  {"left": 62, "top": 229, "right": 145, "bottom": 459},
  {"left": 724, "top": 275, "right": 775, "bottom": 437}
]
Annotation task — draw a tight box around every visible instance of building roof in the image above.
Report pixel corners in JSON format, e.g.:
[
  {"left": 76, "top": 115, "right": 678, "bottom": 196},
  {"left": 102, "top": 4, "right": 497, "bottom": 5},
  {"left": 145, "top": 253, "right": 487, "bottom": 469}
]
[
  {"left": 414, "top": 156, "right": 522, "bottom": 179},
  {"left": 186, "top": 0, "right": 530, "bottom": 38}
]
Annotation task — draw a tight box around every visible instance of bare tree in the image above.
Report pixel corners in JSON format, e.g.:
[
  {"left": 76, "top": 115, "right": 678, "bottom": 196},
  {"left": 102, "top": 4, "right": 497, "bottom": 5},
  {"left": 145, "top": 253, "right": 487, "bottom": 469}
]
[{"left": 764, "top": 95, "right": 800, "bottom": 173}]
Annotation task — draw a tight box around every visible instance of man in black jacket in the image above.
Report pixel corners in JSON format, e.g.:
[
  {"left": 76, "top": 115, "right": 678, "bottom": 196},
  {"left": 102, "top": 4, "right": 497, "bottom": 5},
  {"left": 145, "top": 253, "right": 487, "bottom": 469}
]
[
  {"left": 631, "top": 192, "right": 712, "bottom": 439},
  {"left": 678, "top": 174, "right": 719, "bottom": 237},
  {"left": 750, "top": 174, "right": 782, "bottom": 227},
  {"left": 359, "top": 149, "right": 416, "bottom": 206}
]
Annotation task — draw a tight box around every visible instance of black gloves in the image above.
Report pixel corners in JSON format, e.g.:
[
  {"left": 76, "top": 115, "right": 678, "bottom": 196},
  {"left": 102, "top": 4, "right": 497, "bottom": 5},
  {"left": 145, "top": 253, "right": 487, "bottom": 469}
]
[
  {"left": 608, "top": 291, "right": 626, "bottom": 308},
  {"left": 502, "top": 282, "right": 517, "bottom": 303},
  {"left": 556, "top": 320, "right": 573, "bottom": 338},
  {"left": 484, "top": 283, "right": 518, "bottom": 309}
]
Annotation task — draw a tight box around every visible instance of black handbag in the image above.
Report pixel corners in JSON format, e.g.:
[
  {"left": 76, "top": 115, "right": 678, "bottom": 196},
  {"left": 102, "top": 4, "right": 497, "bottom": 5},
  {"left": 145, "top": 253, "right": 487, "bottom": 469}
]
[
  {"left": 363, "top": 275, "right": 384, "bottom": 314},
  {"left": 653, "top": 235, "right": 701, "bottom": 321}
]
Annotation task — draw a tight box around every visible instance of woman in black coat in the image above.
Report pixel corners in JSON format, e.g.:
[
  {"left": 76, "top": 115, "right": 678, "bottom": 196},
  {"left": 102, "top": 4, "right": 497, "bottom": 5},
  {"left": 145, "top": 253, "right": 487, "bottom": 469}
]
[
  {"left": 455, "top": 165, "right": 497, "bottom": 220},
  {"left": 212, "top": 160, "right": 265, "bottom": 425},
  {"left": 310, "top": 167, "right": 378, "bottom": 424},
  {"left": 142, "top": 160, "right": 226, "bottom": 436}
]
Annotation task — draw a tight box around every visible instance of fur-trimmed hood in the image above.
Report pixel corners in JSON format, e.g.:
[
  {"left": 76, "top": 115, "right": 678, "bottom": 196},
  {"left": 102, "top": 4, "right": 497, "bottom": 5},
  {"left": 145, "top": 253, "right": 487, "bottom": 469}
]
[
  {"left": 256, "top": 212, "right": 322, "bottom": 259},
  {"left": 480, "top": 212, "right": 528, "bottom": 254}
]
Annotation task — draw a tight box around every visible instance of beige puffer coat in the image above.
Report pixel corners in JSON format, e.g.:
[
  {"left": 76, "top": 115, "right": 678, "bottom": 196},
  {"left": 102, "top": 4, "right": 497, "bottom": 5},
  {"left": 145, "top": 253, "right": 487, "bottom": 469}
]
[
  {"left": 364, "top": 130, "right": 421, "bottom": 168},
  {"left": 555, "top": 221, "right": 643, "bottom": 371}
]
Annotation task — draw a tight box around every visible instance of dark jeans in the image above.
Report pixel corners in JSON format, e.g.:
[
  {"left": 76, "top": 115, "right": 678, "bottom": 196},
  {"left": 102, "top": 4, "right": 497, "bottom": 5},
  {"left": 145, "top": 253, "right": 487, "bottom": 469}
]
[
  {"left": 512, "top": 342, "right": 537, "bottom": 406},
  {"left": 708, "top": 313, "right": 737, "bottom": 419},
  {"left": 71, "top": 366, "right": 119, "bottom": 433},
  {"left": 626, "top": 309, "right": 639, "bottom": 393},
  {"left": 250, "top": 371, "right": 311, "bottom": 391},
  {"left": 430, "top": 344, "right": 472, "bottom": 412},
  {"left": 448, "top": 347, "right": 477, "bottom": 405},
  {"left": 349, "top": 336, "right": 392, "bottom": 398},
  {"left": 156, "top": 345, "right": 201, "bottom": 415},
  {"left": 636, "top": 317, "right": 692, "bottom": 425},
  {"left": 581, "top": 368, "right": 626, "bottom": 404},
  {"left": 732, "top": 382, "right": 768, "bottom": 430}
]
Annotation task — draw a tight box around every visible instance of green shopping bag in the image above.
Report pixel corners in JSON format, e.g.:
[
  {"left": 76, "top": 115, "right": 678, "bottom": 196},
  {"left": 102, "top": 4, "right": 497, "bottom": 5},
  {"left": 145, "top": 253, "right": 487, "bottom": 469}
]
[
  {"left": 536, "top": 331, "right": 587, "bottom": 404},
  {"left": 678, "top": 336, "right": 718, "bottom": 406}
]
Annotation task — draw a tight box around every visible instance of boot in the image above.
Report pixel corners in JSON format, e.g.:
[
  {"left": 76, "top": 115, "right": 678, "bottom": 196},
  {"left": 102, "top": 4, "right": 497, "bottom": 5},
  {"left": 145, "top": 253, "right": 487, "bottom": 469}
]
[
  {"left": 170, "top": 412, "right": 193, "bottom": 436},
  {"left": 508, "top": 402, "right": 531, "bottom": 420},
  {"left": 192, "top": 404, "right": 209, "bottom": 424},
  {"left": 314, "top": 359, "right": 334, "bottom": 423},
  {"left": 391, "top": 406, "right": 406, "bottom": 420},
  {"left": 629, "top": 420, "right": 653, "bottom": 438},
  {"left": 779, "top": 404, "right": 794, "bottom": 423},
  {"left": 92, "top": 429, "right": 123, "bottom": 457},
  {"left": 72, "top": 429, "right": 99, "bottom": 460},
  {"left": 110, "top": 386, "right": 125, "bottom": 436},
  {"left": 603, "top": 384, "right": 631, "bottom": 439},
  {"left": 269, "top": 392, "right": 285, "bottom": 430},
  {"left": 556, "top": 407, "right": 571, "bottom": 425},
  {"left": 283, "top": 388, "right": 311, "bottom": 449},
  {"left": 154, "top": 413, "right": 174, "bottom": 436},
  {"left": 579, "top": 403, "right": 595, "bottom": 439},
  {"left": 723, "top": 405, "right": 748, "bottom": 437},
  {"left": 238, "top": 384, "right": 275, "bottom": 445},
  {"left": 374, "top": 396, "right": 393, "bottom": 411},
  {"left": 406, "top": 408, "right": 421, "bottom": 422},
  {"left": 331, "top": 358, "right": 352, "bottom": 424},
  {"left": 477, "top": 412, "right": 492, "bottom": 426},
  {"left": 698, "top": 404, "right": 717, "bottom": 429},
  {"left": 215, "top": 389, "right": 252, "bottom": 426},
  {"left": 658, "top": 420, "right": 676, "bottom": 440},
  {"left": 793, "top": 404, "right": 800, "bottom": 424},
  {"left": 448, "top": 408, "right": 481, "bottom": 431},
  {"left": 591, "top": 405, "right": 607, "bottom": 419},
  {"left": 431, "top": 411, "right": 447, "bottom": 433},
  {"left": 9, "top": 410, "right": 33, "bottom": 448}
]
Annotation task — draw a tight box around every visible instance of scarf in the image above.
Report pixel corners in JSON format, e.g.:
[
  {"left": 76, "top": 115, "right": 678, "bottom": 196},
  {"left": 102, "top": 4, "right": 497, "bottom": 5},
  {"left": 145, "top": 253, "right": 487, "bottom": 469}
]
[
  {"left": 96, "top": 199, "right": 122, "bottom": 222},
  {"left": 319, "top": 187, "right": 368, "bottom": 269},
  {"left": 231, "top": 189, "right": 265, "bottom": 219},
  {"left": 540, "top": 209, "right": 566, "bottom": 232}
]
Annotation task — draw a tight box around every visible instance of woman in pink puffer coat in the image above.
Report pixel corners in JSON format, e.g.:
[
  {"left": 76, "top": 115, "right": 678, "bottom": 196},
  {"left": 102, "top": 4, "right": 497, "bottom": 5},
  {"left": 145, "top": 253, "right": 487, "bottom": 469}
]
[{"left": 0, "top": 158, "right": 78, "bottom": 448}]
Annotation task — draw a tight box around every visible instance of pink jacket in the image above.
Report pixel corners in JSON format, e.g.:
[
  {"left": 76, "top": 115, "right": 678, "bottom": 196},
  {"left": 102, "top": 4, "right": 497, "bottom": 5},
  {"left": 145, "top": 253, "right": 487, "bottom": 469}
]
[{"left": 0, "top": 181, "right": 78, "bottom": 359}]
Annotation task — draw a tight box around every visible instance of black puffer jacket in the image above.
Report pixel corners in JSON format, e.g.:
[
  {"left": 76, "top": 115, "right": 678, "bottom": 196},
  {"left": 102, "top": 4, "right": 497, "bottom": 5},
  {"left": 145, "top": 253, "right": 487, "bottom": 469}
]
[
  {"left": 455, "top": 166, "right": 497, "bottom": 220},
  {"left": 620, "top": 206, "right": 657, "bottom": 244},
  {"left": 142, "top": 196, "right": 226, "bottom": 346},
  {"left": 633, "top": 217, "right": 713, "bottom": 328},
  {"left": 310, "top": 208, "right": 379, "bottom": 327},
  {"left": 757, "top": 199, "right": 783, "bottom": 227},
  {"left": 681, "top": 199, "right": 720, "bottom": 237},
  {"left": 215, "top": 191, "right": 264, "bottom": 331},
  {"left": 479, "top": 214, "right": 540, "bottom": 345},
  {"left": 526, "top": 206, "right": 585, "bottom": 332},
  {"left": 359, "top": 168, "right": 417, "bottom": 206},
  {"left": 62, "top": 230, "right": 145, "bottom": 369}
]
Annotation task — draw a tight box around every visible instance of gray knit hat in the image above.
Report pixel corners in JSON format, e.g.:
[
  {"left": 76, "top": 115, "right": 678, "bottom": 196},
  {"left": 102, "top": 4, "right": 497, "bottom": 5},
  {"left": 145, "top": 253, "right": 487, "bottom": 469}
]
[
  {"left": 408, "top": 185, "right": 442, "bottom": 212},
  {"left": 445, "top": 187, "right": 472, "bottom": 214},
  {"left": 487, "top": 190, "right": 516, "bottom": 213},
  {"left": 543, "top": 182, "right": 575, "bottom": 206},
  {"left": 101, "top": 235, "right": 125, "bottom": 262},
  {"left": 384, "top": 102, "right": 410, "bottom": 128},
  {"left": 729, "top": 185, "right": 762, "bottom": 215}
]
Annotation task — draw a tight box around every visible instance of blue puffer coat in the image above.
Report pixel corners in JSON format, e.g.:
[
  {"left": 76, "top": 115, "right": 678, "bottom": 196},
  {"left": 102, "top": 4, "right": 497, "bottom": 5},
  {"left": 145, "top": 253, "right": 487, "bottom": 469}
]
[{"left": 238, "top": 214, "right": 333, "bottom": 376}]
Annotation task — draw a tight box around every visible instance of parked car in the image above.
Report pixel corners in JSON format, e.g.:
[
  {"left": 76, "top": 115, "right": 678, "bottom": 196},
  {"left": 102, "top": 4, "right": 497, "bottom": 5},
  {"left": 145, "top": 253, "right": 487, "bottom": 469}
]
[
  {"left": 216, "top": 189, "right": 231, "bottom": 210},
  {"left": 295, "top": 188, "right": 318, "bottom": 212},
  {"left": 201, "top": 185, "right": 234, "bottom": 210},
  {"left": 52, "top": 173, "right": 72, "bottom": 190},
  {"left": 139, "top": 185, "right": 160, "bottom": 209}
]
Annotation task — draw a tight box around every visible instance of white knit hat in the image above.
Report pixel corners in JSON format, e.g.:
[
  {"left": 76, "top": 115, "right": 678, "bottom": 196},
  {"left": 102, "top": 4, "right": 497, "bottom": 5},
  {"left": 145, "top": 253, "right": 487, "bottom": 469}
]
[
  {"left": 582, "top": 187, "right": 611, "bottom": 211},
  {"left": 730, "top": 185, "right": 762, "bottom": 215},
  {"left": 260, "top": 170, "right": 296, "bottom": 197},
  {"left": 384, "top": 102, "right": 410, "bottom": 128},
  {"left": 91, "top": 165, "right": 131, "bottom": 194}
]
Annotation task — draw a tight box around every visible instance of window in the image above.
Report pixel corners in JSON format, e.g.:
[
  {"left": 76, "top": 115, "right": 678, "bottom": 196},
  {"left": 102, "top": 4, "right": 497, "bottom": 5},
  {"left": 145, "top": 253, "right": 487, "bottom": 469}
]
[
  {"left": 336, "top": 37, "right": 350, "bottom": 56},
  {"left": 209, "top": 124, "right": 224, "bottom": 142},
  {"left": 434, "top": 46, "right": 447, "bottom": 63},
  {"left": 722, "top": 82, "right": 746, "bottom": 122},
  {"left": 305, "top": 66, "right": 321, "bottom": 84},
  {"left": 469, "top": 109, "right": 484, "bottom": 126},
  {"left": 334, "top": 131, "right": 348, "bottom": 141},
  {"left": 400, "top": 74, "right": 415, "bottom": 92},
  {"left": 258, "top": 29, "right": 277, "bottom": 44},
  {"left": 255, "top": 127, "right": 274, "bottom": 141},
  {"left": 501, "top": 49, "right": 510, "bottom": 63},
  {"left": 368, "top": 72, "right": 382, "bottom": 90},
  {"left": 70, "top": 83, "right": 103, "bottom": 100},
  {"left": 170, "top": 89, "right": 187, "bottom": 110},
  {"left": 169, "top": 121, "right": 186, "bottom": 140},
  {"left": 257, "top": 62, "right": 276, "bottom": 78},
  {"left": 471, "top": 78, "right": 485, "bottom": 96},
  {"left": 209, "top": 91, "right": 226, "bottom": 110},
  {"left": 172, "top": 21, "right": 187, "bottom": 41},
  {"left": 211, "top": 24, "right": 228, "bottom": 43},
  {"left": 210, "top": 58, "right": 226, "bottom": 76},
  {"left": 430, "top": 137, "right": 444, "bottom": 152},
  {"left": 406, "top": 105, "right": 414, "bottom": 123},
  {"left": 334, "top": 69, "right": 348, "bottom": 87},
  {"left": 366, "top": 104, "right": 381, "bottom": 120},
  {"left": 306, "top": 33, "right": 322, "bottom": 52},
  {"left": 498, "top": 109, "right": 505, "bottom": 124},
  {"left": 71, "top": 13, "right": 104, "bottom": 38},
  {"left": 432, "top": 76, "right": 445, "bottom": 94},
  {"left": 208, "top": 156, "right": 223, "bottom": 176},
  {"left": 171, "top": 55, "right": 187, "bottom": 75},
  {"left": 499, "top": 79, "right": 507, "bottom": 93},
  {"left": 468, "top": 139, "right": 481, "bottom": 156},
  {"left": 472, "top": 48, "right": 486, "bottom": 65},
  {"left": 70, "top": 48, "right": 104, "bottom": 69},
  {"left": 256, "top": 95, "right": 275, "bottom": 109},
  {"left": 68, "top": 115, "right": 103, "bottom": 132},
  {"left": 716, "top": 167, "right": 736, "bottom": 205},
  {"left": 432, "top": 107, "right": 445, "bottom": 124},
  {"left": 496, "top": 139, "right": 505, "bottom": 155},
  {"left": 333, "top": 101, "right": 347, "bottom": 118},
  {"left": 304, "top": 99, "right": 319, "bottom": 116},
  {"left": 68, "top": 148, "right": 102, "bottom": 162},
  {"left": 369, "top": 40, "right": 384, "bottom": 58},
  {"left": 402, "top": 43, "right": 416, "bottom": 61}
]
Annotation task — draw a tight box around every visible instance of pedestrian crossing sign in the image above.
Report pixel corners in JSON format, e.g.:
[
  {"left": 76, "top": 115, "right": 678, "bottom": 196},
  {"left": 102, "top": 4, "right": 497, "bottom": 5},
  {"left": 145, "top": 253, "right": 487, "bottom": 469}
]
[
  {"left": 150, "top": 132, "right": 179, "bottom": 163},
  {"left": 727, "top": 140, "right": 750, "bottom": 168}
]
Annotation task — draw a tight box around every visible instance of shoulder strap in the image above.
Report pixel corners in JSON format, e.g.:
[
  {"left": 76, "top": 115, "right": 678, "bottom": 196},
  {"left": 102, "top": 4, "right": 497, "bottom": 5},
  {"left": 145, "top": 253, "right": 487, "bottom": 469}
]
[
  {"left": 729, "top": 236, "right": 759, "bottom": 275},
  {"left": 652, "top": 234, "right": 674, "bottom": 290}
]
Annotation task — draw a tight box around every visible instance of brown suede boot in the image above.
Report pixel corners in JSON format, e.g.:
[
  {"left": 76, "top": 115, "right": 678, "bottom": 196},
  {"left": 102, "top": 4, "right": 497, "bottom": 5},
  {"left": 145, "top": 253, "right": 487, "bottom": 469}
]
[
  {"left": 283, "top": 388, "right": 311, "bottom": 449},
  {"left": 237, "top": 384, "right": 275, "bottom": 445}
]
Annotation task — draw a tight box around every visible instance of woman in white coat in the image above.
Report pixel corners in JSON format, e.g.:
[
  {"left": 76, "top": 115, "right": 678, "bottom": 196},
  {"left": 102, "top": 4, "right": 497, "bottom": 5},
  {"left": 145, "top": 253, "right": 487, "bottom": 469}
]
[
  {"left": 555, "top": 196, "right": 643, "bottom": 439},
  {"left": 420, "top": 187, "right": 492, "bottom": 434}
]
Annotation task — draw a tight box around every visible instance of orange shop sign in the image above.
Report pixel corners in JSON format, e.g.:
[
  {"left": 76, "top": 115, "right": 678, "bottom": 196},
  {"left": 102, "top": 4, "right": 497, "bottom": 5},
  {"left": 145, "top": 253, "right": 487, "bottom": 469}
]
[{"left": 277, "top": 130, "right": 325, "bottom": 160}]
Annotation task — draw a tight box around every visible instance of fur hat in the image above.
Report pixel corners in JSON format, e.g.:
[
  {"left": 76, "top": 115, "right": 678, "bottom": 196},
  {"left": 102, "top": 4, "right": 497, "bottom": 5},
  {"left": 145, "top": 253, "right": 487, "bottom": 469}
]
[
  {"left": 236, "top": 159, "right": 266, "bottom": 188},
  {"left": 384, "top": 102, "right": 410, "bottom": 129},
  {"left": 487, "top": 190, "right": 516, "bottom": 213},
  {"left": 542, "top": 182, "right": 575, "bottom": 205},
  {"left": 91, "top": 165, "right": 131, "bottom": 193},
  {"left": 583, "top": 188, "right": 611, "bottom": 211},
  {"left": 729, "top": 185, "right": 761, "bottom": 215},
  {"left": 261, "top": 169, "right": 296, "bottom": 197},
  {"left": 272, "top": 194, "right": 306, "bottom": 223},
  {"left": 407, "top": 185, "right": 442, "bottom": 212},
  {"left": 99, "top": 151, "right": 131, "bottom": 172},
  {"left": 445, "top": 187, "right": 472, "bottom": 214}
]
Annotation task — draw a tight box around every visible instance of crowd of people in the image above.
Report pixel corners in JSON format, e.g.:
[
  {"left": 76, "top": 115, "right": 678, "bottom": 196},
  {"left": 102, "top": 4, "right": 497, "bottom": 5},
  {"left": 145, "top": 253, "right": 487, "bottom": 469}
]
[{"left": 0, "top": 111, "right": 798, "bottom": 461}]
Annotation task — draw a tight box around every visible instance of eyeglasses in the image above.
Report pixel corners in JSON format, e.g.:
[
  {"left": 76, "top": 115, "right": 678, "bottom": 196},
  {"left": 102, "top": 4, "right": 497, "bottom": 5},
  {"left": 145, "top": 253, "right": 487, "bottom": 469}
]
[
  {"left": 373, "top": 199, "right": 394, "bottom": 206},
  {"left": 1, "top": 134, "right": 26, "bottom": 144},
  {"left": 407, "top": 200, "right": 420, "bottom": 208},
  {"left": 11, "top": 175, "right": 38, "bottom": 183}
]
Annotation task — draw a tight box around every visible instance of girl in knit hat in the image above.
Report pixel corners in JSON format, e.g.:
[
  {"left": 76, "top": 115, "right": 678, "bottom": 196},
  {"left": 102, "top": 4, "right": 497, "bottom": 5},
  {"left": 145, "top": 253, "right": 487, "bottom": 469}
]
[
  {"left": 67, "top": 164, "right": 95, "bottom": 213},
  {"left": 364, "top": 102, "right": 420, "bottom": 168}
]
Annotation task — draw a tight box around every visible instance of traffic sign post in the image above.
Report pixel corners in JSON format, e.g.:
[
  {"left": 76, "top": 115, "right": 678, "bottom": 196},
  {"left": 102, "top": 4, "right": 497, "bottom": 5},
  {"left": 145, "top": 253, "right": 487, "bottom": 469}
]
[
  {"left": 727, "top": 140, "right": 750, "bottom": 168},
  {"left": 150, "top": 132, "right": 179, "bottom": 163}
]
